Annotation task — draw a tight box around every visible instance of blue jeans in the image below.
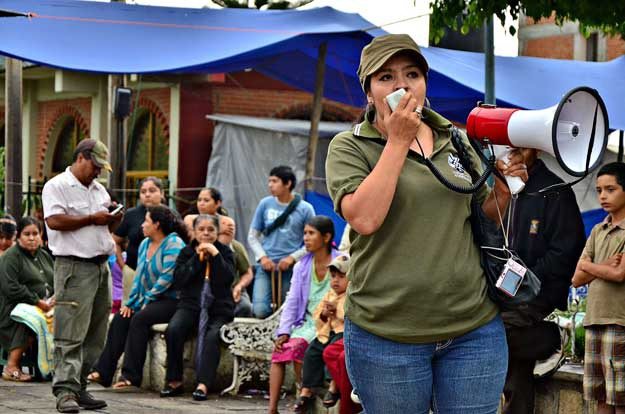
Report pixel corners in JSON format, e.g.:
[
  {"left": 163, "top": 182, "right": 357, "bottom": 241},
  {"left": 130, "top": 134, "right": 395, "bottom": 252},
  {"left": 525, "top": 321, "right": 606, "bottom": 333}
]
[
  {"left": 345, "top": 315, "right": 508, "bottom": 414},
  {"left": 252, "top": 265, "right": 292, "bottom": 318}
]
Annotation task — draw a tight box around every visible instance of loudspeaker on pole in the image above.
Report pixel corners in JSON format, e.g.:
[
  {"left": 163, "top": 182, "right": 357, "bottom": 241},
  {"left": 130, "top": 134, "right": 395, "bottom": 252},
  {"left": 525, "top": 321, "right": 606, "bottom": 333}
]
[{"left": 114, "top": 87, "right": 132, "bottom": 119}]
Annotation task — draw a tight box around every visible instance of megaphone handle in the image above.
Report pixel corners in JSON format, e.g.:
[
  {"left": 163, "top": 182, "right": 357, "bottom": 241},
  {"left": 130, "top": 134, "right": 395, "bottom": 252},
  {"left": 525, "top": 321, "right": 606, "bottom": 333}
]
[{"left": 495, "top": 149, "right": 525, "bottom": 195}]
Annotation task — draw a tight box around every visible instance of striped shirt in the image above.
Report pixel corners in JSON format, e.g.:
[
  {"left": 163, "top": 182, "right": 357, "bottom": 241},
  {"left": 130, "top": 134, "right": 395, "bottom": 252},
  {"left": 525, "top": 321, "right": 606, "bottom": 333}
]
[{"left": 126, "top": 232, "right": 185, "bottom": 311}]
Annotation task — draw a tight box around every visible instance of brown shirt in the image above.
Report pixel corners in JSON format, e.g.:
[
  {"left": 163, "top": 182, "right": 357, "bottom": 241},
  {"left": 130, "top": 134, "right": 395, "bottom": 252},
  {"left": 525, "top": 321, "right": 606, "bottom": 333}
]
[
  {"left": 314, "top": 289, "right": 346, "bottom": 344},
  {"left": 582, "top": 217, "right": 625, "bottom": 327}
]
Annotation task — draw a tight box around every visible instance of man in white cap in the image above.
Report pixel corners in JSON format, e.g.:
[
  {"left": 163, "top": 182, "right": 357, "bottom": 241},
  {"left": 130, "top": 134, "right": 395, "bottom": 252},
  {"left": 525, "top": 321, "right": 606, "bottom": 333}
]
[{"left": 42, "top": 139, "right": 123, "bottom": 413}]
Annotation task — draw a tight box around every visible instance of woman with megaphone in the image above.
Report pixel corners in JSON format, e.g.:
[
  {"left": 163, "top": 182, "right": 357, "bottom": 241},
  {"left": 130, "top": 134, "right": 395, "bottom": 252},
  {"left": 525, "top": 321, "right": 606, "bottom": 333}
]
[{"left": 325, "top": 33, "right": 528, "bottom": 414}]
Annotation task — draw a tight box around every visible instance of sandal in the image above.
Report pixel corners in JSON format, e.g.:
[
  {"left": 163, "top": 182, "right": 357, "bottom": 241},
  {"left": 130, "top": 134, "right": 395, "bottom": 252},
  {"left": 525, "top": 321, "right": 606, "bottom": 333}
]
[
  {"left": 86, "top": 371, "right": 101, "bottom": 384},
  {"left": 293, "top": 395, "right": 315, "bottom": 413},
  {"left": 192, "top": 387, "right": 207, "bottom": 401},
  {"left": 322, "top": 390, "right": 340, "bottom": 408},
  {"left": 2, "top": 367, "right": 32, "bottom": 382},
  {"left": 112, "top": 378, "right": 135, "bottom": 391}
]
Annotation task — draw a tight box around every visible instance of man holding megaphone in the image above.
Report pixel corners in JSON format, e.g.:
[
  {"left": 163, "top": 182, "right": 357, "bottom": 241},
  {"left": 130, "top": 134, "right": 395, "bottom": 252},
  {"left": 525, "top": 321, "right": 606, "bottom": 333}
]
[{"left": 499, "top": 148, "right": 586, "bottom": 414}]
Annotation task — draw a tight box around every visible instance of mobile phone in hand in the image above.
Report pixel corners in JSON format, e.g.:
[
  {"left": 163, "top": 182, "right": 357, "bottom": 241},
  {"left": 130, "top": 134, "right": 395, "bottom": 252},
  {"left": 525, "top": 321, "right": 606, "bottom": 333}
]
[{"left": 110, "top": 204, "right": 124, "bottom": 215}]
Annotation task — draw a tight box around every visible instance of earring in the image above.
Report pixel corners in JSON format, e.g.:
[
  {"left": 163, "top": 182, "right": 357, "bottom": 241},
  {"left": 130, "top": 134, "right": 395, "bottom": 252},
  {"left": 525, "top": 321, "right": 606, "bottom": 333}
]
[{"left": 365, "top": 102, "right": 376, "bottom": 122}]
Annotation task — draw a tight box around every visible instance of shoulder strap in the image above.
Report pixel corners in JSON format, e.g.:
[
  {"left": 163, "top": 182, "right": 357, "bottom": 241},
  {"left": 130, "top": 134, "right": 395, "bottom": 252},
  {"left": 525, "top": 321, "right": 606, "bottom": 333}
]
[{"left": 263, "top": 194, "right": 302, "bottom": 237}]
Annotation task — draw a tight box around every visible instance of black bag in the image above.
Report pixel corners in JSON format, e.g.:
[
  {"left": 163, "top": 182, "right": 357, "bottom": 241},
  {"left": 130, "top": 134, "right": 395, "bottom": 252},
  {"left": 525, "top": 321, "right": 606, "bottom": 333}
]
[
  {"left": 450, "top": 128, "right": 541, "bottom": 309},
  {"left": 263, "top": 194, "right": 302, "bottom": 237}
]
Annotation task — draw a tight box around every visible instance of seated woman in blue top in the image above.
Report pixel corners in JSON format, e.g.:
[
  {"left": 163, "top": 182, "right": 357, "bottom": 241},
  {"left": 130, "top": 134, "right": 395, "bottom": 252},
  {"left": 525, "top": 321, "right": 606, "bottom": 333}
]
[
  {"left": 88, "top": 205, "right": 187, "bottom": 388},
  {"left": 268, "top": 215, "right": 339, "bottom": 414},
  {"left": 160, "top": 214, "right": 236, "bottom": 401}
]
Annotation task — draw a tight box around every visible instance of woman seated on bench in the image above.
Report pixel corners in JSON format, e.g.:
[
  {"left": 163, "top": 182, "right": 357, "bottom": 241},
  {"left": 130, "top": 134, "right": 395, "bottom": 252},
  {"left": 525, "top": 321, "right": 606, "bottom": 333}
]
[
  {"left": 88, "top": 205, "right": 187, "bottom": 388},
  {"left": 268, "top": 215, "right": 339, "bottom": 414},
  {"left": 0, "top": 217, "right": 54, "bottom": 382},
  {"left": 160, "top": 214, "right": 235, "bottom": 400}
]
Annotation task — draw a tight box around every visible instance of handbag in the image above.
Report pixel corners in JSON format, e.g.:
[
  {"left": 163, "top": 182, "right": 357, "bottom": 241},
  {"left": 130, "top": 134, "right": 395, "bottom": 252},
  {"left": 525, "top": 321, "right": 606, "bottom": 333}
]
[{"left": 450, "top": 128, "right": 541, "bottom": 309}]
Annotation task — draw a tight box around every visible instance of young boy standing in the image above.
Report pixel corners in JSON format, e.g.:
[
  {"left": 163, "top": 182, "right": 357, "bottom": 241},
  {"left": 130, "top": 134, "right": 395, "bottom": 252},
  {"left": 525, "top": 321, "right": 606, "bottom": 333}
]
[{"left": 573, "top": 162, "right": 625, "bottom": 414}]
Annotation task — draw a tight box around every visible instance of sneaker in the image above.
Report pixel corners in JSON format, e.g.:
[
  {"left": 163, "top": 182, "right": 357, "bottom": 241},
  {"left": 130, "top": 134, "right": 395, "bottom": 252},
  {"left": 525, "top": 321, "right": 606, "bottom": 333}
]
[
  {"left": 77, "top": 390, "right": 107, "bottom": 410},
  {"left": 56, "top": 394, "right": 79, "bottom": 414}
]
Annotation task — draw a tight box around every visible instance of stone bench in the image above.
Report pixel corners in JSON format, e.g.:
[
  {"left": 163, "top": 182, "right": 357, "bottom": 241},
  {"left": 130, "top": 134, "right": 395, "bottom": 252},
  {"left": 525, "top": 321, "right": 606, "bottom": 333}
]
[
  {"left": 142, "top": 323, "right": 233, "bottom": 392},
  {"left": 535, "top": 362, "right": 596, "bottom": 414},
  {"left": 139, "top": 307, "right": 293, "bottom": 394}
]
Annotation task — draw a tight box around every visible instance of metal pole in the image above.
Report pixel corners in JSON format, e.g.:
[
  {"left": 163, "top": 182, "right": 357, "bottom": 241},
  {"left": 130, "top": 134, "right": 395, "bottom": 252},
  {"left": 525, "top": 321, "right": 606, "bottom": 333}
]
[
  {"left": 305, "top": 42, "right": 327, "bottom": 193},
  {"left": 484, "top": 16, "right": 495, "bottom": 105},
  {"left": 108, "top": 75, "right": 125, "bottom": 202},
  {"left": 5, "top": 58, "right": 22, "bottom": 216},
  {"left": 618, "top": 130, "right": 624, "bottom": 163}
]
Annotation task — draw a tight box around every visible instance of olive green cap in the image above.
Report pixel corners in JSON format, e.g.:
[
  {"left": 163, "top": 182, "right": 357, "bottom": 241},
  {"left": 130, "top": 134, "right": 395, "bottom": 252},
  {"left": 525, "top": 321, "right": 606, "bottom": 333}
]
[
  {"left": 357, "top": 34, "right": 429, "bottom": 92},
  {"left": 75, "top": 138, "right": 112, "bottom": 172}
]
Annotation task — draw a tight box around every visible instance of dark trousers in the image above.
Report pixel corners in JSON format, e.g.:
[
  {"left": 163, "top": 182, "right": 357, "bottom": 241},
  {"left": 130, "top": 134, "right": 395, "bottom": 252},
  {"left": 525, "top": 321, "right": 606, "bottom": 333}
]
[
  {"left": 502, "top": 304, "right": 558, "bottom": 414},
  {"left": 196, "top": 318, "right": 229, "bottom": 386},
  {"left": 94, "top": 298, "right": 177, "bottom": 386},
  {"left": 302, "top": 332, "right": 343, "bottom": 389},
  {"left": 503, "top": 355, "right": 536, "bottom": 414},
  {"left": 165, "top": 307, "right": 199, "bottom": 382}
]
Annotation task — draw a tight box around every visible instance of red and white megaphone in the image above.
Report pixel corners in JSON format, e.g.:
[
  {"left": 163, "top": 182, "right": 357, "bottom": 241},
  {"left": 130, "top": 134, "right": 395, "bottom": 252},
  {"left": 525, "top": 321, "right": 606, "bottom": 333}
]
[{"left": 466, "top": 86, "right": 609, "bottom": 194}]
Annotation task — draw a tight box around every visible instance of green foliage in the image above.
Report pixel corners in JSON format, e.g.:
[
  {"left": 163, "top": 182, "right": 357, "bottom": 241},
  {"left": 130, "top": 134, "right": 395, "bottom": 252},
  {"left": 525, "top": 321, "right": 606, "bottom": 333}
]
[{"left": 429, "top": 0, "right": 625, "bottom": 44}]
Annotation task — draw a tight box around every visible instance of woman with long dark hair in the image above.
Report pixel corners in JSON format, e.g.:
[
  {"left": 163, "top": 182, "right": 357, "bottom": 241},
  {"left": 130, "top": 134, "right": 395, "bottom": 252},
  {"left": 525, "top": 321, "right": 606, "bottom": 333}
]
[
  {"left": 113, "top": 176, "right": 166, "bottom": 271},
  {"left": 267, "top": 215, "right": 339, "bottom": 414},
  {"left": 183, "top": 188, "right": 227, "bottom": 236},
  {"left": 89, "top": 205, "right": 187, "bottom": 389}
]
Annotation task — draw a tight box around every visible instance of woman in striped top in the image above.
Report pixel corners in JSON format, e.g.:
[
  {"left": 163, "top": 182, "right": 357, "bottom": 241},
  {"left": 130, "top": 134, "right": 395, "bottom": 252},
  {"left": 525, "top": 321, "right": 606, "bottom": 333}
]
[{"left": 88, "top": 205, "right": 188, "bottom": 389}]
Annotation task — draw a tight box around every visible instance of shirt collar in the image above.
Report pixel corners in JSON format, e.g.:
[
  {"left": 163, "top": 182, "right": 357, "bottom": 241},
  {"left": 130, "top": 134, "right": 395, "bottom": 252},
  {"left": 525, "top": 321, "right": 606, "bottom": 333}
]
[
  {"left": 64, "top": 166, "right": 100, "bottom": 191},
  {"left": 602, "top": 215, "right": 625, "bottom": 230}
]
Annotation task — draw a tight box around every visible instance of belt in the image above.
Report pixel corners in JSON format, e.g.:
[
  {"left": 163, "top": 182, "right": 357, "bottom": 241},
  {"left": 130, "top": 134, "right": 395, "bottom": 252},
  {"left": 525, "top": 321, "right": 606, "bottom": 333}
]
[{"left": 57, "top": 255, "right": 109, "bottom": 265}]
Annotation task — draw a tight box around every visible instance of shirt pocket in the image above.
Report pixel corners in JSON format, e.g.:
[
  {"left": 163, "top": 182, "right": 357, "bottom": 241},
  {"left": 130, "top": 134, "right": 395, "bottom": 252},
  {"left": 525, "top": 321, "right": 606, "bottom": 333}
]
[{"left": 67, "top": 201, "right": 90, "bottom": 215}]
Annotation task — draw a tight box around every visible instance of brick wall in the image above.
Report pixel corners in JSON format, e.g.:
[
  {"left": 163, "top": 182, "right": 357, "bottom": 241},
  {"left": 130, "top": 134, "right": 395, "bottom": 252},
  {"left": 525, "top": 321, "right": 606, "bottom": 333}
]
[
  {"left": 134, "top": 88, "right": 171, "bottom": 123},
  {"left": 523, "top": 35, "right": 575, "bottom": 59},
  {"left": 35, "top": 98, "right": 91, "bottom": 178},
  {"left": 607, "top": 35, "right": 625, "bottom": 60},
  {"left": 211, "top": 71, "right": 360, "bottom": 120},
  {"left": 176, "top": 71, "right": 360, "bottom": 201},
  {"left": 523, "top": 13, "right": 557, "bottom": 26},
  {"left": 521, "top": 13, "right": 624, "bottom": 61}
]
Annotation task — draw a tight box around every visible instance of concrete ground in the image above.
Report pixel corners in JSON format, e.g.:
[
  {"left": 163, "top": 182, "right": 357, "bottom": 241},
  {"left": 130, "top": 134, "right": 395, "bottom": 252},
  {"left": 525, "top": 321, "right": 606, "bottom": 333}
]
[{"left": 0, "top": 380, "right": 292, "bottom": 414}]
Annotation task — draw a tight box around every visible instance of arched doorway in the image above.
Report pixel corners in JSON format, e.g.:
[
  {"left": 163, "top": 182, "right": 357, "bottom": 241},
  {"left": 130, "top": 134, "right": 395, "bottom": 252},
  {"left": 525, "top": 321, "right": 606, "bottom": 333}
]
[
  {"left": 126, "top": 106, "right": 169, "bottom": 206},
  {"left": 51, "top": 115, "right": 87, "bottom": 175}
]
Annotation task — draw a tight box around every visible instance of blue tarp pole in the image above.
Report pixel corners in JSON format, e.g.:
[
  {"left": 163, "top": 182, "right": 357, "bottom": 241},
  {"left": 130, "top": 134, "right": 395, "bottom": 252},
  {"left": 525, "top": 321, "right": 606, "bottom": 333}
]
[
  {"left": 305, "top": 42, "right": 328, "bottom": 192},
  {"left": 484, "top": 16, "right": 495, "bottom": 105}
]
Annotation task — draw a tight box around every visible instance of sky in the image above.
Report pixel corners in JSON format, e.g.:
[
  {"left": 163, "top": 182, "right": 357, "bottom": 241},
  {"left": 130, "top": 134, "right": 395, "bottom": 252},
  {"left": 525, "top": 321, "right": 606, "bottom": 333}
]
[{"left": 91, "top": 0, "right": 520, "bottom": 56}]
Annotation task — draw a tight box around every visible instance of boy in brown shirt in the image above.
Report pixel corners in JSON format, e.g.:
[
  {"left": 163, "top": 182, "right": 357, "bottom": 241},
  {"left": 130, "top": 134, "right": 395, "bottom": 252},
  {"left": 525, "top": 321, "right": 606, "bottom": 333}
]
[{"left": 573, "top": 162, "right": 625, "bottom": 413}]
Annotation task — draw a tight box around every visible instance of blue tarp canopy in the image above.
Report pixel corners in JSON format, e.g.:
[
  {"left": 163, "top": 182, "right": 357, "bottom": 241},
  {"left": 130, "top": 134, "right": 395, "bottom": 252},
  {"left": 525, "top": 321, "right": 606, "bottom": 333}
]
[
  {"left": 0, "top": 0, "right": 623, "bottom": 129},
  {"left": 420, "top": 47, "right": 625, "bottom": 130}
]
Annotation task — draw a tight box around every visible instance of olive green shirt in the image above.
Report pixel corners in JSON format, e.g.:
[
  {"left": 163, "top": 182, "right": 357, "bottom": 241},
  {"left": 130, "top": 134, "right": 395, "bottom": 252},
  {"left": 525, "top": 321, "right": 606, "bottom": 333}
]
[
  {"left": 231, "top": 239, "right": 251, "bottom": 287},
  {"left": 0, "top": 244, "right": 55, "bottom": 349},
  {"left": 582, "top": 217, "right": 625, "bottom": 327},
  {"left": 325, "top": 108, "right": 498, "bottom": 343}
]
